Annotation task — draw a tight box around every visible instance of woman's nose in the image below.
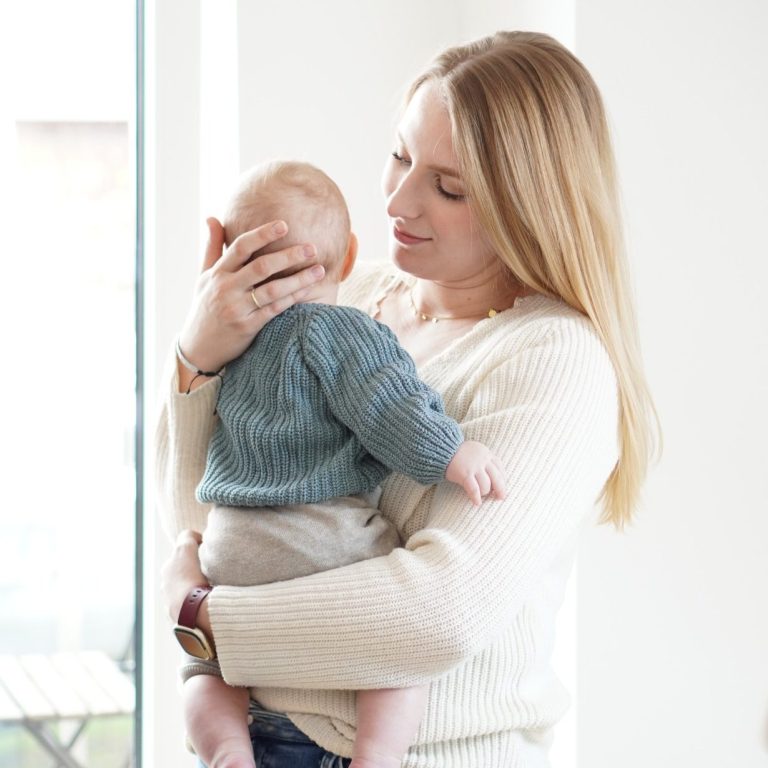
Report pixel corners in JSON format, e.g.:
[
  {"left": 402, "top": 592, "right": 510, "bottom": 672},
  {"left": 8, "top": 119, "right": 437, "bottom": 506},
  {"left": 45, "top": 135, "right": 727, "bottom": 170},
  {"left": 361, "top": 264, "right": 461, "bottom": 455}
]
[{"left": 385, "top": 169, "right": 421, "bottom": 221}]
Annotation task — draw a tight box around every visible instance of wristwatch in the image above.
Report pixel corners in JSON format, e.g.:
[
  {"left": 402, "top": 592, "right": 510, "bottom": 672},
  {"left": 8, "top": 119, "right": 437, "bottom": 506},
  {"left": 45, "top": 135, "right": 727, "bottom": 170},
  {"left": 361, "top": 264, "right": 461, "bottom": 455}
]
[{"left": 173, "top": 585, "right": 216, "bottom": 660}]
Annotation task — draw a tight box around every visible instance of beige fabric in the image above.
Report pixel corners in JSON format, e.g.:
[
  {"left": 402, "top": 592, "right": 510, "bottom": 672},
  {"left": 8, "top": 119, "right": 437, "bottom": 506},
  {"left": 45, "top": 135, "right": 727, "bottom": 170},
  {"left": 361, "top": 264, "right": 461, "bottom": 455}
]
[
  {"left": 182, "top": 492, "right": 397, "bottom": 683},
  {"left": 200, "top": 491, "right": 396, "bottom": 588},
  {"left": 155, "top": 261, "right": 619, "bottom": 767}
]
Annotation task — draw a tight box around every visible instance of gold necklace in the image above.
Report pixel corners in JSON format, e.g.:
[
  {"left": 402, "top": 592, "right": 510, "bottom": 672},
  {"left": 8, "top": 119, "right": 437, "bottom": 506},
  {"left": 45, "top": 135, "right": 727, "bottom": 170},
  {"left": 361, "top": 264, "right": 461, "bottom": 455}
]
[{"left": 409, "top": 288, "right": 498, "bottom": 323}]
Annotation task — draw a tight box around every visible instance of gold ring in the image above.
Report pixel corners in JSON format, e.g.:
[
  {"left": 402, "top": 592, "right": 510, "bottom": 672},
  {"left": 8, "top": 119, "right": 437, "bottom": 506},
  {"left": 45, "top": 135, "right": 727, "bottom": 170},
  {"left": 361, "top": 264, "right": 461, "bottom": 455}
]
[{"left": 250, "top": 288, "right": 262, "bottom": 309}]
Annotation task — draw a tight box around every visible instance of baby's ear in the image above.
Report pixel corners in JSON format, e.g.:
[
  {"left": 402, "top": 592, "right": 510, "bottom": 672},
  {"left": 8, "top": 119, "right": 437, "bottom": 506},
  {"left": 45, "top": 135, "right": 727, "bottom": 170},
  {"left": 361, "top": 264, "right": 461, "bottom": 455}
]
[{"left": 339, "top": 232, "right": 358, "bottom": 281}]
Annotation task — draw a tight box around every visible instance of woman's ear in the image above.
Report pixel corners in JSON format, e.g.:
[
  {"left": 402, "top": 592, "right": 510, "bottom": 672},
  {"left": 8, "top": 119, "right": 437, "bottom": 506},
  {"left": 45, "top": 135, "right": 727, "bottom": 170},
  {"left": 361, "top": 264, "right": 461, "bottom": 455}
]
[{"left": 339, "top": 232, "right": 359, "bottom": 281}]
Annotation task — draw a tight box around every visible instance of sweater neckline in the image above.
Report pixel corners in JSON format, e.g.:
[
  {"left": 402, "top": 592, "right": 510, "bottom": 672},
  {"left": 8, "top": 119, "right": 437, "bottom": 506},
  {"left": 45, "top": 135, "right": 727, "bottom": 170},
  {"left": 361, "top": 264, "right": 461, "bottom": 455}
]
[{"left": 369, "top": 269, "right": 543, "bottom": 375}]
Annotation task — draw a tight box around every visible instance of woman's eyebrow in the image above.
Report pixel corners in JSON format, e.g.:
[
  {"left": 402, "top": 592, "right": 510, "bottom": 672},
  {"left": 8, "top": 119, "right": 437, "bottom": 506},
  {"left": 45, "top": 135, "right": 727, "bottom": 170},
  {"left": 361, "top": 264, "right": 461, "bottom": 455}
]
[
  {"left": 396, "top": 132, "right": 462, "bottom": 179},
  {"left": 427, "top": 162, "right": 461, "bottom": 179}
]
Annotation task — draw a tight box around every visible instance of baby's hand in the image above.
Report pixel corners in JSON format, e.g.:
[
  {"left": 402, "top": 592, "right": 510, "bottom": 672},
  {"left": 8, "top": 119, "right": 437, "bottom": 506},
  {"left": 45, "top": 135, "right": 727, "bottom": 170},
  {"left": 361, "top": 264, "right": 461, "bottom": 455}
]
[{"left": 445, "top": 441, "right": 507, "bottom": 506}]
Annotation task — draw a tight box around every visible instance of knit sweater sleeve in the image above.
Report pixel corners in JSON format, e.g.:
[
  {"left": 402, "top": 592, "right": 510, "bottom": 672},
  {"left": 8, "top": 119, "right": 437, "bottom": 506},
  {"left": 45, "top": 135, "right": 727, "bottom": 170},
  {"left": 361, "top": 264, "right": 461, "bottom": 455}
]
[
  {"left": 154, "top": 353, "right": 221, "bottom": 539},
  {"left": 208, "top": 315, "right": 620, "bottom": 690},
  {"left": 301, "top": 307, "right": 463, "bottom": 484}
]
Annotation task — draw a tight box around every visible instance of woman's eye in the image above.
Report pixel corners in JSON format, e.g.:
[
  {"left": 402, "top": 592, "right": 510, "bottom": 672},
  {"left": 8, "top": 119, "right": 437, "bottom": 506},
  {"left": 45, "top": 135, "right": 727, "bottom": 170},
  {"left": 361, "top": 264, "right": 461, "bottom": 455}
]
[
  {"left": 435, "top": 177, "right": 465, "bottom": 202},
  {"left": 392, "top": 150, "right": 411, "bottom": 165}
]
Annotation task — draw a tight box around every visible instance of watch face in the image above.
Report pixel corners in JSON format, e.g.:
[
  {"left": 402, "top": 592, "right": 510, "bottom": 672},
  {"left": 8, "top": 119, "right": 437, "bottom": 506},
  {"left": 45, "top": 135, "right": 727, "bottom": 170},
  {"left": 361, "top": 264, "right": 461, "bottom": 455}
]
[{"left": 174, "top": 626, "right": 215, "bottom": 660}]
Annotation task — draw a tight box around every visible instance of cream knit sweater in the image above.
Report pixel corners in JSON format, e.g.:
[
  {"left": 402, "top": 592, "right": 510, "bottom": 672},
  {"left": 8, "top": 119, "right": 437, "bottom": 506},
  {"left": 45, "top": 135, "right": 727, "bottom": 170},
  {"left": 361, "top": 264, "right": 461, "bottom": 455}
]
[{"left": 155, "top": 263, "right": 619, "bottom": 768}]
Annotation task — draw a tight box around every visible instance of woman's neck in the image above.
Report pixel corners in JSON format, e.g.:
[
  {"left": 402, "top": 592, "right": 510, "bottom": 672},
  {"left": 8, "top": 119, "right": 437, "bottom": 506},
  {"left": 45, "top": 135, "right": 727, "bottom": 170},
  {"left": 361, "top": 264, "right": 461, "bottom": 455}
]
[{"left": 411, "top": 273, "right": 522, "bottom": 321}]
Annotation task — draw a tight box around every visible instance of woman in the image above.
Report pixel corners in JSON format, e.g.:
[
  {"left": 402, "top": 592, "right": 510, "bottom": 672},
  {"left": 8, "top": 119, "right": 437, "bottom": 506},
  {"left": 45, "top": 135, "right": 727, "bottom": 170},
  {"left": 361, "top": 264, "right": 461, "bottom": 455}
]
[{"left": 158, "top": 31, "right": 658, "bottom": 768}]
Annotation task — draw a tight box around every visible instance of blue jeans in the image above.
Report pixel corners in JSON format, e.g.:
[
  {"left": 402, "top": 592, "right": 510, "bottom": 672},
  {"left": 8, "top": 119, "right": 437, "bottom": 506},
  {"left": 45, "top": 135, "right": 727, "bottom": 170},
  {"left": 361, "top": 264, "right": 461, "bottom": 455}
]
[{"left": 197, "top": 699, "right": 352, "bottom": 768}]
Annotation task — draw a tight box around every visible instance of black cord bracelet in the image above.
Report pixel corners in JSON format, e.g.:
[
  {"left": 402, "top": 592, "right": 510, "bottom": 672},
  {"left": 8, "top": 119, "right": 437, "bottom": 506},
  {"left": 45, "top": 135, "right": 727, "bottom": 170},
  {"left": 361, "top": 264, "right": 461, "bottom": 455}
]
[{"left": 175, "top": 339, "right": 224, "bottom": 394}]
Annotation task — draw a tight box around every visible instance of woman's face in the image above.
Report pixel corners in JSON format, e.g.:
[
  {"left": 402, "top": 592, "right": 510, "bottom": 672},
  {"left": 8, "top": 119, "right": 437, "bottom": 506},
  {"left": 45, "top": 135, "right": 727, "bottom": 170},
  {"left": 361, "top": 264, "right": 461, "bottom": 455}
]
[{"left": 381, "top": 80, "right": 498, "bottom": 283}]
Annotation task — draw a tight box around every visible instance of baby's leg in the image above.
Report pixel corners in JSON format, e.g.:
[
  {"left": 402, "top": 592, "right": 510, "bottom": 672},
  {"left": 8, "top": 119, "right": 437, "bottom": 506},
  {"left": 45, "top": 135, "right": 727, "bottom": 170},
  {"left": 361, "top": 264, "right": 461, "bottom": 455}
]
[
  {"left": 351, "top": 684, "right": 430, "bottom": 768},
  {"left": 184, "top": 674, "right": 254, "bottom": 768}
]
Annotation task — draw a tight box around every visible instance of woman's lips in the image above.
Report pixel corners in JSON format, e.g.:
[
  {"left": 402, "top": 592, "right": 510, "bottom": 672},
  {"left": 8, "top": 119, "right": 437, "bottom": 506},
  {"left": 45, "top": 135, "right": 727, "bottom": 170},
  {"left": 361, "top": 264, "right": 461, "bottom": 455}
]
[{"left": 393, "top": 226, "right": 431, "bottom": 245}]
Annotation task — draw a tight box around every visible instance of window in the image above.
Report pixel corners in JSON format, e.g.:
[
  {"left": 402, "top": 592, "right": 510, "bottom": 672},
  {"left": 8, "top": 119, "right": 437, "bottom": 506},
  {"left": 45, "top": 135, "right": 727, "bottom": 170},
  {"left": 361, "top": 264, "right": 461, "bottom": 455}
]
[{"left": 0, "top": 1, "right": 138, "bottom": 766}]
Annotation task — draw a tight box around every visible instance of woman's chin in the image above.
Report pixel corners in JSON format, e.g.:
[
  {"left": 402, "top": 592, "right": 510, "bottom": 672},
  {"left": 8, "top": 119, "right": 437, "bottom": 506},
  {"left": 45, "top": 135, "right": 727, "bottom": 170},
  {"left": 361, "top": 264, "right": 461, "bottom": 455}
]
[{"left": 390, "top": 245, "right": 432, "bottom": 279}]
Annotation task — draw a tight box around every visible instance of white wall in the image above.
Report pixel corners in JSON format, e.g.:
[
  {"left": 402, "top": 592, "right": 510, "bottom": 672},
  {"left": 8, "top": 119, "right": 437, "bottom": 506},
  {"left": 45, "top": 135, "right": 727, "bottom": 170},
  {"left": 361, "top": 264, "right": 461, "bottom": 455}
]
[
  {"left": 458, "top": 0, "right": 575, "bottom": 49},
  {"left": 575, "top": 1, "right": 768, "bottom": 766}
]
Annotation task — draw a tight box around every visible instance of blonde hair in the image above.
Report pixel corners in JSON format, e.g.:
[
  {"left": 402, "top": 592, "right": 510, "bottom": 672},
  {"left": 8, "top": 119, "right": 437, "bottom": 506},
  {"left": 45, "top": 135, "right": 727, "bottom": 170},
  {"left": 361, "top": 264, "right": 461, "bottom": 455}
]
[
  {"left": 224, "top": 159, "right": 350, "bottom": 279},
  {"left": 411, "top": 31, "right": 660, "bottom": 528}
]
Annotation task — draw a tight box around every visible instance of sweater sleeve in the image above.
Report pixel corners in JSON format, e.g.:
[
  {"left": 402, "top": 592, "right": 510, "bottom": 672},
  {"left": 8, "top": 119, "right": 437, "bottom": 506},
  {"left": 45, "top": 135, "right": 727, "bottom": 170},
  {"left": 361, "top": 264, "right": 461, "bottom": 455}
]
[
  {"left": 154, "top": 351, "right": 221, "bottom": 539},
  {"left": 301, "top": 308, "right": 463, "bottom": 484},
  {"left": 208, "top": 318, "right": 619, "bottom": 690}
]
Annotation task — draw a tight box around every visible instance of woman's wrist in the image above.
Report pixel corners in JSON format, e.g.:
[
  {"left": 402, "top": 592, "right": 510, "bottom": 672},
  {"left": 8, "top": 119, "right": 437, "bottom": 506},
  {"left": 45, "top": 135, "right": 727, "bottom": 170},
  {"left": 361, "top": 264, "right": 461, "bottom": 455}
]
[
  {"left": 161, "top": 530, "right": 210, "bottom": 620},
  {"left": 177, "top": 358, "right": 203, "bottom": 393},
  {"left": 178, "top": 330, "right": 229, "bottom": 372},
  {"left": 175, "top": 338, "right": 225, "bottom": 394},
  {"left": 172, "top": 584, "right": 217, "bottom": 660},
  {"left": 196, "top": 593, "right": 215, "bottom": 654},
  {"left": 176, "top": 338, "right": 224, "bottom": 377}
]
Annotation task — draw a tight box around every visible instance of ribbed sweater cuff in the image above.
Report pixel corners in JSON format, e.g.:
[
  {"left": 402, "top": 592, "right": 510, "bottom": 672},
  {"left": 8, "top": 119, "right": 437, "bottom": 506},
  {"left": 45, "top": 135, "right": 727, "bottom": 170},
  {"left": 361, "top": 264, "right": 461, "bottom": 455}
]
[
  {"left": 169, "top": 368, "right": 220, "bottom": 414},
  {"left": 167, "top": 369, "right": 220, "bottom": 532},
  {"left": 404, "top": 423, "right": 463, "bottom": 484}
]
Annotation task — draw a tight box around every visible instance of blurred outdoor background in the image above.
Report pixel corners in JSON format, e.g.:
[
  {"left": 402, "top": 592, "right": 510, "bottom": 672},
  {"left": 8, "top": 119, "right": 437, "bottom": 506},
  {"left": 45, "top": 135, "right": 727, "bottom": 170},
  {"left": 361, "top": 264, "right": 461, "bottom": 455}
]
[{"left": 0, "top": 1, "right": 137, "bottom": 765}]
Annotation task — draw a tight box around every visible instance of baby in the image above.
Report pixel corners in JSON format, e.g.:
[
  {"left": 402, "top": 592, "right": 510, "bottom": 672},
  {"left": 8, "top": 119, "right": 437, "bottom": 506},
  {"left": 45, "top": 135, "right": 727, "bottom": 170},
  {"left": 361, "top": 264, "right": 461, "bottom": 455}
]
[{"left": 181, "top": 160, "right": 506, "bottom": 768}]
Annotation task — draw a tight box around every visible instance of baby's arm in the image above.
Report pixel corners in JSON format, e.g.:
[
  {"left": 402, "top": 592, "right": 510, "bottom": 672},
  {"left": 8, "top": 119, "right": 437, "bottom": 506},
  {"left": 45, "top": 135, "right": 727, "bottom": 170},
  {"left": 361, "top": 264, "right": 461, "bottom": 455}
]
[
  {"left": 302, "top": 309, "right": 507, "bottom": 504},
  {"left": 445, "top": 440, "right": 507, "bottom": 506}
]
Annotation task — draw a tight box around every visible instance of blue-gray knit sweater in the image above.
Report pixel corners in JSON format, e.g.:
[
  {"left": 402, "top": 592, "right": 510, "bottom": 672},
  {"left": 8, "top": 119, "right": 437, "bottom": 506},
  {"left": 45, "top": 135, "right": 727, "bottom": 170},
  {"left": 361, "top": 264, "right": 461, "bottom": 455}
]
[{"left": 196, "top": 303, "right": 464, "bottom": 507}]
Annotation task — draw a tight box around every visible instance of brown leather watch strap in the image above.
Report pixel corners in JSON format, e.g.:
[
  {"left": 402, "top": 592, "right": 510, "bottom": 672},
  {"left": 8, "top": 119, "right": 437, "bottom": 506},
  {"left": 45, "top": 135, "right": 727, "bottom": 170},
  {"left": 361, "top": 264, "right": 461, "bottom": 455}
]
[{"left": 177, "top": 585, "right": 213, "bottom": 629}]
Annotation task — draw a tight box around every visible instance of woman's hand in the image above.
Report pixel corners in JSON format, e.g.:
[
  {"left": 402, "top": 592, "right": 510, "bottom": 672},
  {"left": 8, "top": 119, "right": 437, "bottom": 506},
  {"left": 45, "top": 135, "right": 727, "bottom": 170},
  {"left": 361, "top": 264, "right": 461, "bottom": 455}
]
[
  {"left": 160, "top": 529, "right": 208, "bottom": 623},
  {"left": 177, "top": 217, "right": 326, "bottom": 390}
]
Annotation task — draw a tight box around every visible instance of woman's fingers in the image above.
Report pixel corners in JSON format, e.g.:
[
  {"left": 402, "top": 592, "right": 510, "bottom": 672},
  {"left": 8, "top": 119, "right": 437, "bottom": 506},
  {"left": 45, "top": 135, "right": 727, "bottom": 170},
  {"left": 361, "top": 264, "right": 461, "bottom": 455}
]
[
  {"left": 176, "top": 529, "right": 203, "bottom": 547},
  {"left": 247, "top": 282, "right": 314, "bottom": 324},
  {"left": 242, "top": 242, "right": 317, "bottom": 289},
  {"left": 247, "top": 262, "right": 325, "bottom": 311},
  {"left": 217, "top": 220, "right": 289, "bottom": 272}
]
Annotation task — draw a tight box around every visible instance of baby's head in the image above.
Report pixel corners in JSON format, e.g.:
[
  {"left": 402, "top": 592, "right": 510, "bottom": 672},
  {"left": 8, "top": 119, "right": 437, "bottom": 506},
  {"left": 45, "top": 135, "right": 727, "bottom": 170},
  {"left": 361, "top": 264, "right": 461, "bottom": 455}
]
[{"left": 223, "top": 160, "right": 355, "bottom": 283}]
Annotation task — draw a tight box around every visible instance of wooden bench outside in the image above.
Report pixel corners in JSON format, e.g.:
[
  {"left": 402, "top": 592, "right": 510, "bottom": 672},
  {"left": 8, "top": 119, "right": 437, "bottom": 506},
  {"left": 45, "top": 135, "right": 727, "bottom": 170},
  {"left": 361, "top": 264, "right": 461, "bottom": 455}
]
[{"left": 0, "top": 651, "right": 135, "bottom": 768}]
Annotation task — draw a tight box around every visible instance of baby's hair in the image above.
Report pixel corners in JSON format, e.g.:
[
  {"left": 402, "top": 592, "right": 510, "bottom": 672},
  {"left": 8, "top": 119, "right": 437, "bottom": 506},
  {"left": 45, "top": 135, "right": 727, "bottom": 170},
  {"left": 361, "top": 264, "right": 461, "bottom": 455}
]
[{"left": 223, "top": 160, "right": 351, "bottom": 280}]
